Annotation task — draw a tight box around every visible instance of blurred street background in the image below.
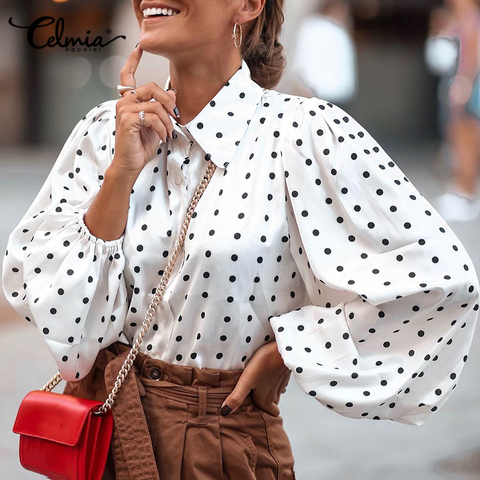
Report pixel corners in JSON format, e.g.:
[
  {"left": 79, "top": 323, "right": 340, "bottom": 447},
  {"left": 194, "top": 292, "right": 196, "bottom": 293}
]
[{"left": 1, "top": 0, "right": 480, "bottom": 479}]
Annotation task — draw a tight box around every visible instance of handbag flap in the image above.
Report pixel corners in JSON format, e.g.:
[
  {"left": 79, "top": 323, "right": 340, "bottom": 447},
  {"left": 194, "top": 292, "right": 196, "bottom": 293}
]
[{"left": 12, "top": 390, "right": 104, "bottom": 446}]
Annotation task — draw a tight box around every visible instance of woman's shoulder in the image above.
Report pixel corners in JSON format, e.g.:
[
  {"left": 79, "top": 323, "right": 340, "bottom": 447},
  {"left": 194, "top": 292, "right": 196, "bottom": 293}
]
[
  {"left": 64, "top": 98, "right": 118, "bottom": 149},
  {"left": 79, "top": 98, "right": 118, "bottom": 125},
  {"left": 260, "top": 89, "right": 347, "bottom": 129},
  {"left": 54, "top": 98, "right": 119, "bottom": 174},
  {"left": 259, "top": 88, "right": 310, "bottom": 115},
  {"left": 63, "top": 98, "right": 118, "bottom": 144}
]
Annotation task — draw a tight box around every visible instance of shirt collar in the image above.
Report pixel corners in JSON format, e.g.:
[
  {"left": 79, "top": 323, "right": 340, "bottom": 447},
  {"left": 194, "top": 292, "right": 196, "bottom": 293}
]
[{"left": 163, "top": 59, "right": 265, "bottom": 170}]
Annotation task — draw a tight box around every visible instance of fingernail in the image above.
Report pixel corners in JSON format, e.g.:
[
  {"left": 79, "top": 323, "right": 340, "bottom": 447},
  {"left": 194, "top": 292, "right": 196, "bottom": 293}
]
[
  {"left": 173, "top": 105, "right": 180, "bottom": 118},
  {"left": 134, "top": 42, "right": 139, "bottom": 48},
  {"left": 221, "top": 404, "right": 232, "bottom": 416}
]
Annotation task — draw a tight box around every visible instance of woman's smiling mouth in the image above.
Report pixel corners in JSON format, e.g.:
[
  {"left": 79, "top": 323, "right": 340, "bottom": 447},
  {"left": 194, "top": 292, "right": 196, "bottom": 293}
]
[{"left": 142, "top": 7, "right": 180, "bottom": 19}]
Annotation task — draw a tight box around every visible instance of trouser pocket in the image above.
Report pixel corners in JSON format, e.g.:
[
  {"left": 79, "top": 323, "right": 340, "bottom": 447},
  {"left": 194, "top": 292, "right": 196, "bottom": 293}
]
[{"left": 240, "top": 404, "right": 296, "bottom": 480}]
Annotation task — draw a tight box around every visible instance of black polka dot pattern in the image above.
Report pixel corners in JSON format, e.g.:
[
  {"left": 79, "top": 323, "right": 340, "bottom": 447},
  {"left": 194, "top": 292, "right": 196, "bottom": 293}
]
[
  {"left": 2, "top": 60, "right": 479, "bottom": 428},
  {"left": 270, "top": 96, "right": 480, "bottom": 426},
  {"left": 2, "top": 101, "right": 129, "bottom": 382}
]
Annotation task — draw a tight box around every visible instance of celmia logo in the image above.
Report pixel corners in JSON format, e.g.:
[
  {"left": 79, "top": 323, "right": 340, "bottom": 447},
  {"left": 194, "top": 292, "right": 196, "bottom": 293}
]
[{"left": 8, "top": 16, "right": 126, "bottom": 52}]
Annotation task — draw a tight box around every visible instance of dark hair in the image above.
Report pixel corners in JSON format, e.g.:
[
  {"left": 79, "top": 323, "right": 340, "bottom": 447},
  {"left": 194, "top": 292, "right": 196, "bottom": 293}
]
[{"left": 241, "top": 0, "right": 286, "bottom": 89}]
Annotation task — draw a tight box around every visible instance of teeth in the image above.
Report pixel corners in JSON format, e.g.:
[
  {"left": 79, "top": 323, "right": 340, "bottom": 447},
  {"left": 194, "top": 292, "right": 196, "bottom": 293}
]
[{"left": 143, "top": 7, "right": 179, "bottom": 18}]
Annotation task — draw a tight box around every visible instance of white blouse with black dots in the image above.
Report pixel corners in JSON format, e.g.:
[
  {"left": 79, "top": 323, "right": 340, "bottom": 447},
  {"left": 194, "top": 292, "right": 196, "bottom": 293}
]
[{"left": 3, "top": 58, "right": 479, "bottom": 426}]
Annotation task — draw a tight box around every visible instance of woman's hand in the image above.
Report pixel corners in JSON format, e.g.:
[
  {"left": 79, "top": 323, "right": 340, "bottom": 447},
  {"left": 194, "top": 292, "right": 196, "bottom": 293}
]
[
  {"left": 113, "top": 45, "right": 180, "bottom": 180},
  {"left": 220, "top": 341, "right": 291, "bottom": 417}
]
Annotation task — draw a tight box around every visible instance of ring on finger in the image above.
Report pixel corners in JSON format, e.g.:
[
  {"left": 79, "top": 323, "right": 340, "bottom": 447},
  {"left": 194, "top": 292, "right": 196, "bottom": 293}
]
[
  {"left": 139, "top": 110, "right": 145, "bottom": 127},
  {"left": 117, "top": 84, "right": 136, "bottom": 96}
]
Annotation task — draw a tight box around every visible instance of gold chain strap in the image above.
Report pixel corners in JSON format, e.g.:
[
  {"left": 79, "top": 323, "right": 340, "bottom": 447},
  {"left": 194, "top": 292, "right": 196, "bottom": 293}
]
[{"left": 41, "top": 160, "right": 217, "bottom": 415}]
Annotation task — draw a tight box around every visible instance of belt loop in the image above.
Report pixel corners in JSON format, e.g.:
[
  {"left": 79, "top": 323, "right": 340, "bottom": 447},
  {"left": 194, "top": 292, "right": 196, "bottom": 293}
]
[{"left": 198, "top": 385, "right": 207, "bottom": 425}]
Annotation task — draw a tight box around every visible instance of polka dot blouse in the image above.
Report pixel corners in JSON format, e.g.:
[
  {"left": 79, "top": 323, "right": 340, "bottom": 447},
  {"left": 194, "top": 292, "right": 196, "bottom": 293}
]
[{"left": 3, "top": 59, "right": 479, "bottom": 426}]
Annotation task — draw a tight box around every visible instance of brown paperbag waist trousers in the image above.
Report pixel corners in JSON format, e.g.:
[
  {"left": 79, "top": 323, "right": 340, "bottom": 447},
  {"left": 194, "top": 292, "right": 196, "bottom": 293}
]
[{"left": 63, "top": 341, "right": 296, "bottom": 480}]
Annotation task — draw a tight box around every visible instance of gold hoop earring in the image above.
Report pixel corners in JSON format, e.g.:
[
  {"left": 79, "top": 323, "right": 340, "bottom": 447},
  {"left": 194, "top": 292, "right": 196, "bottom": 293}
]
[{"left": 232, "top": 21, "right": 243, "bottom": 48}]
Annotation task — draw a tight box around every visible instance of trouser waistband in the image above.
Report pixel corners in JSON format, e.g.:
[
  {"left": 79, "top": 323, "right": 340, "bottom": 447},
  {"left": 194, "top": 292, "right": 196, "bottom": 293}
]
[{"left": 94, "top": 341, "right": 255, "bottom": 480}]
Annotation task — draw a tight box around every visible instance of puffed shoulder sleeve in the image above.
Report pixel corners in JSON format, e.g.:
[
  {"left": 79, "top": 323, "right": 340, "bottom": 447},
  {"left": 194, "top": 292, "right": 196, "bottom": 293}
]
[
  {"left": 1, "top": 99, "right": 130, "bottom": 382},
  {"left": 271, "top": 97, "right": 480, "bottom": 426}
]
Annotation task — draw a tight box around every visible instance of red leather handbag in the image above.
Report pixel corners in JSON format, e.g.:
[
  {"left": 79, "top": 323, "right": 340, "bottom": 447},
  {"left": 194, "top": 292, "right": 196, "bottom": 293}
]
[
  {"left": 12, "top": 388, "right": 113, "bottom": 480},
  {"left": 12, "top": 160, "right": 216, "bottom": 479}
]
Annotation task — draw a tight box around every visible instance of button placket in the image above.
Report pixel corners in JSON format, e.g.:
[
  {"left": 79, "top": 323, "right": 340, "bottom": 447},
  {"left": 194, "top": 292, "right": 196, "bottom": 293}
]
[
  {"left": 160, "top": 124, "right": 193, "bottom": 349},
  {"left": 164, "top": 153, "right": 188, "bottom": 304},
  {"left": 180, "top": 137, "right": 193, "bottom": 184}
]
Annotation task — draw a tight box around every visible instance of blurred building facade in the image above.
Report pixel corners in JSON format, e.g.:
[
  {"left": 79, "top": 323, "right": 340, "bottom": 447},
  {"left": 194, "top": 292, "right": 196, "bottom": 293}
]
[{"left": 1, "top": 0, "right": 449, "bottom": 150}]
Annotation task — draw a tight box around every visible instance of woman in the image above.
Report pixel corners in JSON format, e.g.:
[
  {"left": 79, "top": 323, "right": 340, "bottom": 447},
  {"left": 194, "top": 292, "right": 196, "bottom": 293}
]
[
  {"left": 3, "top": 0, "right": 480, "bottom": 478},
  {"left": 434, "top": 0, "right": 480, "bottom": 221}
]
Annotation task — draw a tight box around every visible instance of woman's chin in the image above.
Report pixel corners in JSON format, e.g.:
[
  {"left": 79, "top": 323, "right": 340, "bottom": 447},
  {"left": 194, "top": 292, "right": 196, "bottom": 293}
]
[{"left": 138, "top": 37, "right": 170, "bottom": 55}]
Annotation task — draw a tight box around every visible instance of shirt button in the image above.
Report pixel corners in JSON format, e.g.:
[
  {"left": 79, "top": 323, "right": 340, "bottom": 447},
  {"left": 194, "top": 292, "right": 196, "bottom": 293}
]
[
  {"left": 175, "top": 176, "right": 182, "bottom": 185},
  {"left": 149, "top": 367, "right": 163, "bottom": 380}
]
